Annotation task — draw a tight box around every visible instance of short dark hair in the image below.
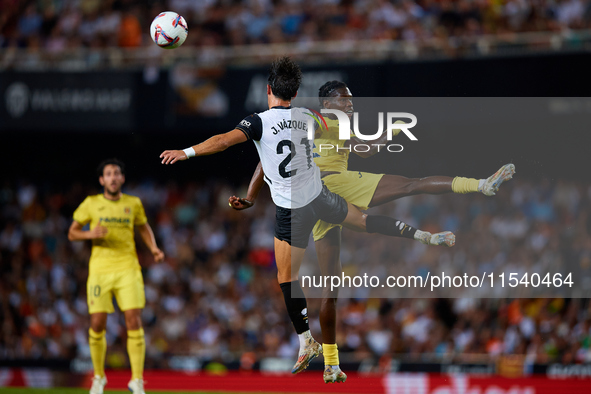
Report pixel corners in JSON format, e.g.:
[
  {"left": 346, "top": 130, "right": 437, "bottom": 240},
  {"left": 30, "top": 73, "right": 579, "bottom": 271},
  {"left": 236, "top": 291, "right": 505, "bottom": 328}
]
[
  {"left": 318, "top": 80, "right": 348, "bottom": 107},
  {"left": 268, "top": 57, "right": 302, "bottom": 101},
  {"left": 97, "top": 158, "right": 125, "bottom": 177}
]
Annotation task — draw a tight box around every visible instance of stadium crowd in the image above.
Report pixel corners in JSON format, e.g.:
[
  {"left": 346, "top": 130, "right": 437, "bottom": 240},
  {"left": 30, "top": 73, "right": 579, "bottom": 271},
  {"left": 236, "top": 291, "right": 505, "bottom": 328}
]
[
  {"left": 0, "top": 0, "right": 590, "bottom": 51},
  {"left": 0, "top": 174, "right": 591, "bottom": 371}
]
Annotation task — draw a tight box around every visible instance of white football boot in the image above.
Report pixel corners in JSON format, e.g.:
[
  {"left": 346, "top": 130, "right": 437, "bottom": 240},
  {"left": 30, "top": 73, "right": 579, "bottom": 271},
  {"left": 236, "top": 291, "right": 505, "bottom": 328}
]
[
  {"left": 89, "top": 375, "right": 106, "bottom": 394},
  {"left": 480, "top": 163, "right": 516, "bottom": 196},
  {"left": 128, "top": 378, "right": 145, "bottom": 394},
  {"left": 324, "top": 365, "right": 347, "bottom": 383},
  {"left": 291, "top": 337, "right": 322, "bottom": 374},
  {"left": 416, "top": 230, "right": 456, "bottom": 247}
]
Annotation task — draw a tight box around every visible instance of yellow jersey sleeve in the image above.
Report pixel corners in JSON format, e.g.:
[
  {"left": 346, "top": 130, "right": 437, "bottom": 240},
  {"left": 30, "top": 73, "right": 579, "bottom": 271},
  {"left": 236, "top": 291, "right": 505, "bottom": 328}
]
[
  {"left": 134, "top": 198, "right": 148, "bottom": 226},
  {"left": 313, "top": 117, "right": 351, "bottom": 173},
  {"left": 73, "top": 197, "right": 92, "bottom": 225}
]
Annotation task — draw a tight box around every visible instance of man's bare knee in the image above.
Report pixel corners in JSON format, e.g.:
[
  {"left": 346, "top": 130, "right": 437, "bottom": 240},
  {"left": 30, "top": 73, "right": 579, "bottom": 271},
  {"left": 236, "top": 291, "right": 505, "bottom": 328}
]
[
  {"left": 343, "top": 204, "right": 367, "bottom": 232},
  {"left": 124, "top": 309, "right": 142, "bottom": 330},
  {"left": 90, "top": 313, "right": 107, "bottom": 332}
]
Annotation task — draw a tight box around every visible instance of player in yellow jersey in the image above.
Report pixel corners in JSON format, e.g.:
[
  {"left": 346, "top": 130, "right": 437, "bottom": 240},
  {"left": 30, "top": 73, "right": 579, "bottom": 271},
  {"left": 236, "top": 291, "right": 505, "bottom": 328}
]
[
  {"left": 230, "top": 80, "right": 515, "bottom": 383},
  {"left": 68, "top": 159, "right": 164, "bottom": 394},
  {"left": 312, "top": 80, "right": 514, "bottom": 218}
]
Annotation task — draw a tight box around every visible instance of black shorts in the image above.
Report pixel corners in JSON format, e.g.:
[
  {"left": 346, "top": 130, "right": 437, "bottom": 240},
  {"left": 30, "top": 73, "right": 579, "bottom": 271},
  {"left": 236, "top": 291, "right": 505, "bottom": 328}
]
[{"left": 275, "top": 185, "right": 348, "bottom": 249}]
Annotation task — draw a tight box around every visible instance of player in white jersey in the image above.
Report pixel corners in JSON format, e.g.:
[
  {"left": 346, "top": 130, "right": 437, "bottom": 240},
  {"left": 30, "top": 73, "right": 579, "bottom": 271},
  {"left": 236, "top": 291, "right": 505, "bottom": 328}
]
[
  {"left": 160, "top": 57, "right": 455, "bottom": 380},
  {"left": 236, "top": 105, "right": 322, "bottom": 208}
]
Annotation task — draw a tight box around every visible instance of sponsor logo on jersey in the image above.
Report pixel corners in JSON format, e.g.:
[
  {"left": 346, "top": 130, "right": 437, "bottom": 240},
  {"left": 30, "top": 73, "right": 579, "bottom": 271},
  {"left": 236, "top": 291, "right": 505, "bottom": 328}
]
[{"left": 100, "top": 217, "right": 131, "bottom": 225}]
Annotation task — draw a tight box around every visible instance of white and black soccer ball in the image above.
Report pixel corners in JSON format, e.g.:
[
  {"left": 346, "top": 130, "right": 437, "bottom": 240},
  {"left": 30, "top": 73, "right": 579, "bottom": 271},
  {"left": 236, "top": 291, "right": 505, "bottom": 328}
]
[{"left": 150, "top": 11, "right": 188, "bottom": 49}]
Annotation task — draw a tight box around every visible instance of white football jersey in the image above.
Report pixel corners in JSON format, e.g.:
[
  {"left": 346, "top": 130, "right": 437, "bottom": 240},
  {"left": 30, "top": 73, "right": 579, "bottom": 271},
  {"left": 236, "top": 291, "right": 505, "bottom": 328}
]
[{"left": 236, "top": 106, "right": 322, "bottom": 209}]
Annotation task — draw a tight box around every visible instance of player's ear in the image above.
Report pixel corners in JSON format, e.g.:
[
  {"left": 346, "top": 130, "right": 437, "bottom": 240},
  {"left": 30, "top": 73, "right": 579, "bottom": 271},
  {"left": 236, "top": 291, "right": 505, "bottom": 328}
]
[
  {"left": 99, "top": 176, "right": 105, "bottom": 186},
  {"left": 121, "top": 175, "right": 125, "bottom": 185},
  {"left": 267, "top": 84, "right": 271, "bottom": 95},
  {"left": 293, "top": 91, "right": 298, "bottom": 99}
]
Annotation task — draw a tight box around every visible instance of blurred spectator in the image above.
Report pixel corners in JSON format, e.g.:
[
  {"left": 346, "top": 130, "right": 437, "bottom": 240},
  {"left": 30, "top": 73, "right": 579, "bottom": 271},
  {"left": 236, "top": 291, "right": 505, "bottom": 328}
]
[
  {"left": 17, "top": 5, "right": 42, "bottom": 39},
  {"left": 1, "top": 0, "right": 590, "bottom": 56},
  {"left": 118, "top": 8, "right": 142, "bottom": 47}
]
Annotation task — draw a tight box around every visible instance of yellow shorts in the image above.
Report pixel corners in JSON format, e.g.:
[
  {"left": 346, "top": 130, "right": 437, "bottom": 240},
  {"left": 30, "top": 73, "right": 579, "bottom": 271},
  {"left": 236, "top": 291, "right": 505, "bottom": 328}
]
[
  {"left": 313, "top": 171, "right": 384, "bottom": 241},
  {"left": 87, "top": 267, "right": 145, "bottom": 314}
]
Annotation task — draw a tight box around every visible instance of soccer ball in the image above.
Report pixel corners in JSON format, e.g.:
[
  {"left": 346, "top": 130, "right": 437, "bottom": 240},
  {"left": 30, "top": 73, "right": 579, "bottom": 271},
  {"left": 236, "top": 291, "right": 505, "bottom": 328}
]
[{"left": 150, "top": 11, "right": 188, "bottom": 49}]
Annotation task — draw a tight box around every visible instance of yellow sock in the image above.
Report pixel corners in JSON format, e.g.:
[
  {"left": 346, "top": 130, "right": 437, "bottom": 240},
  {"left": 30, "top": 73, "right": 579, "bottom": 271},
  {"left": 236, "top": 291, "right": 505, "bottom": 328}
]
[
  {"left": 127, "top": 328, "right": 145, "bottom": 380},
  {"left": 451, "top": 177, "right": 480, "bottom": 194},
  {"left": 323, "top": 343, "right": 339, "bottom": 366},
  {"left": 89, "top": 329, "right": 106, "bottom": 377}
]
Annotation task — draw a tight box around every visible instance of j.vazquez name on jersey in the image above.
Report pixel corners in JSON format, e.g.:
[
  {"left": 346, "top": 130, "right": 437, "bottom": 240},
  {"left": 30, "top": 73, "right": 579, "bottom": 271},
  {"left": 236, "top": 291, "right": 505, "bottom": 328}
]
[{"left": 272, "top": 119, "right": 308, "bottom": 135}]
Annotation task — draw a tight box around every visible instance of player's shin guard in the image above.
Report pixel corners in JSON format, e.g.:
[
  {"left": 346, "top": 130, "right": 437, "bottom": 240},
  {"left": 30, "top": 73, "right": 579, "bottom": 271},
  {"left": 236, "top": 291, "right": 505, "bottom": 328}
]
[
  {"left": 366, "top": 216, "right": 417, "bottom": 239},
  {"left": 451, "top": 177, "right": 480, "bottom": 194},
  {"left": 89, "top": 329, "right": 107, "bottom": 378},
  {"left": 323, "top": 343, "right": 339, "bottom": 366},
  {"left": 280, "top": 281, "right": 309, "bottom": 334},
  {"left": 127, "top": 328, "right": 145, "bottom": 380}
]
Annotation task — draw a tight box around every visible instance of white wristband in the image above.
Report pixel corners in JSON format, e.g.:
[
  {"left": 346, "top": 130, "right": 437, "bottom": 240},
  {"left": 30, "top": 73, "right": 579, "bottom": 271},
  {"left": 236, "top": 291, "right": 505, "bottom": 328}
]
[{"left": 183, "top": 147, "right": 196, "bottom": 158}]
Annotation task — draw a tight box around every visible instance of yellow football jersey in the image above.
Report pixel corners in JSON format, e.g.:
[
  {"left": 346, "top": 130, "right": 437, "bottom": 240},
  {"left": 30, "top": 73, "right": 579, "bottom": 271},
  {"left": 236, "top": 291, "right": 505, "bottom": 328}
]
[
  {"left": 73, "top": 194, "right": 147, "bottom": 274},
  {"left": 313, "top": 117, "right": 353, "bottom": 172}
]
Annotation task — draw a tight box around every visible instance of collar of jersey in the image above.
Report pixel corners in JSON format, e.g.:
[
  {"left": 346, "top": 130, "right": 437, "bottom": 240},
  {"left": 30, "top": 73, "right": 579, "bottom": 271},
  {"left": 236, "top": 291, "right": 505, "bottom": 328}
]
[
  {"left": 101, "top": 194, "right": 122, "bottom": 202},
  {"left": 271, "top": 105, "right": 291, "bottom": 109}
]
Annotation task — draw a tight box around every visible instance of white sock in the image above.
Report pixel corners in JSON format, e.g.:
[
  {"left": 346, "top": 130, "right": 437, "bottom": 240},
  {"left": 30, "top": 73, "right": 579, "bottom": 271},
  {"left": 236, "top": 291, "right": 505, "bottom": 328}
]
[
  {"left": 298, "top": 330, "right": 312, "bottom": 350},
  {"left": 414, "top": 230, "right": 424, "bottom": 241},
  {"left": 414, "top": 230, "right": 430, "bottom": 244},
  {"left": 478, "top": 179, "right": 486, "bottom": 192}
]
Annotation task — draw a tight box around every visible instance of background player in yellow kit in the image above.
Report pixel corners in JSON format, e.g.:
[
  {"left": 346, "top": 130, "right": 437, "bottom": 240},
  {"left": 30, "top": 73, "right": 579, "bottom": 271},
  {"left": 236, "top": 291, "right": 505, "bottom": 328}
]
[{"left": 68, "top": 159, "right": 164, "bottom": 394}]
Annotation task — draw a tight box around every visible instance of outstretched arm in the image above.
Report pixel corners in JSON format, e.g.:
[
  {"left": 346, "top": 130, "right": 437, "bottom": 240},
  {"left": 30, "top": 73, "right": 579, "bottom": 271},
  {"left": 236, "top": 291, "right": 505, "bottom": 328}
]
[
  {"left": 160, "top": 129, "right": 247, "bottom": 164},
  {"left": 136, "top": 223, "right": 165, "bottom": 262},
  {"left": 229, "top": 161, "right": 264, "bottom": 210}
]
